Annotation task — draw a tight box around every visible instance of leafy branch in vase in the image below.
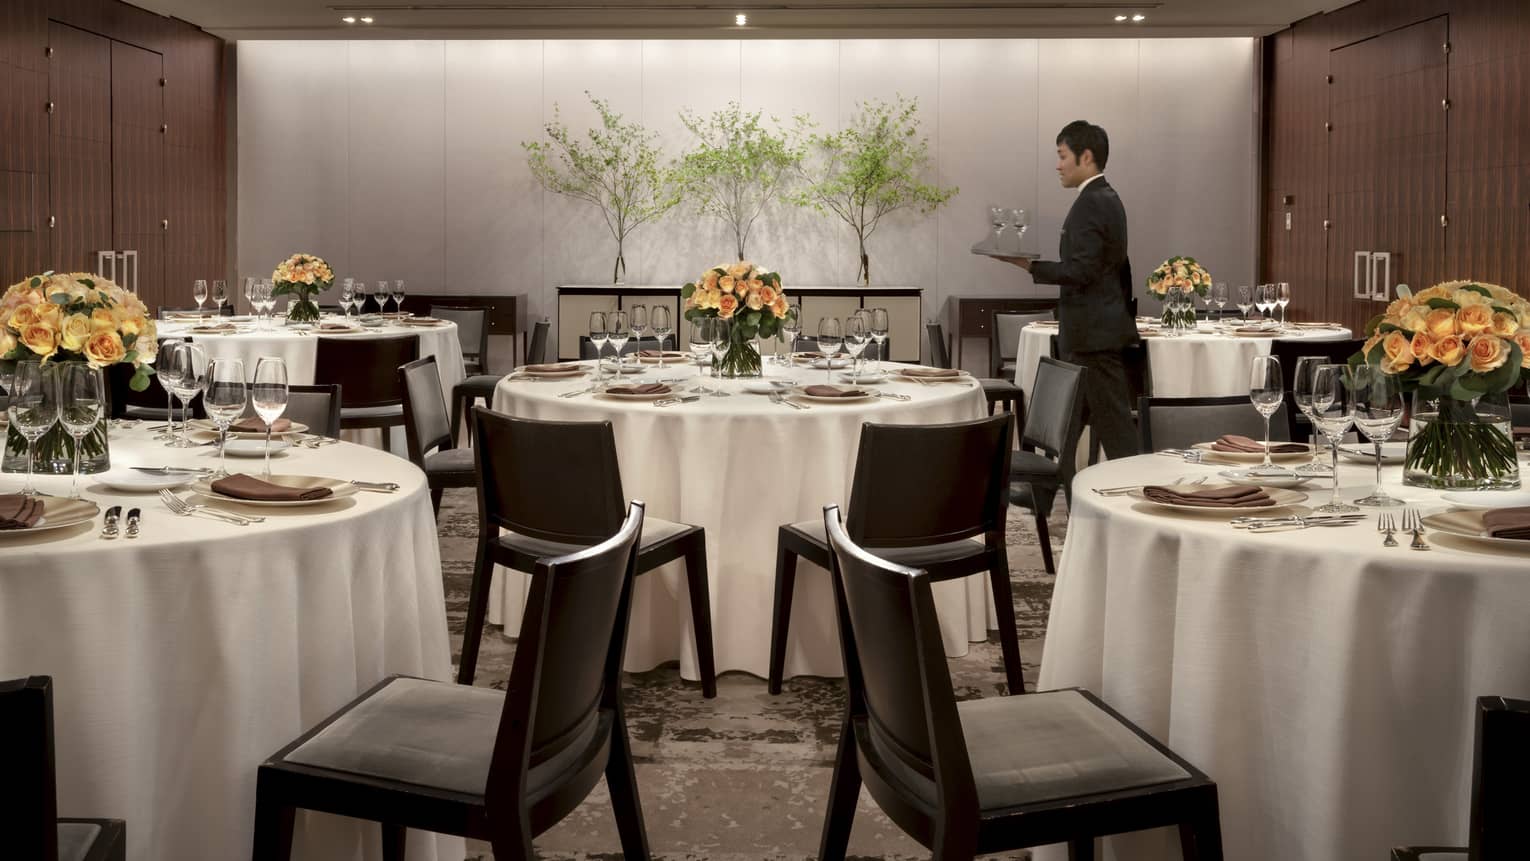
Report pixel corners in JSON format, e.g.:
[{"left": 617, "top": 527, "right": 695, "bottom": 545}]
[{"left": 673, "top": 103, "right": 804, "bottom": 262}]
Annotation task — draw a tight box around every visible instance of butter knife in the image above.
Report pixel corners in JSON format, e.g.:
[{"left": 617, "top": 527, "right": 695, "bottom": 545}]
[
  {"left": 99, "top": 505, "right": 122, "bottom": 540},
  {"left": 125, "top": 508, "right": 141, "bottom": 539},
  {"left": 133, "top": 466, "right": 213, "bottom": 475}
]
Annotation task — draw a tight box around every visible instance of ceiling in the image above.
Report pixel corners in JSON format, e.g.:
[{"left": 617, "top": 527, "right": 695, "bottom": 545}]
[{"left": 132, "top": 0, "right": 1344, "bottom": 40}]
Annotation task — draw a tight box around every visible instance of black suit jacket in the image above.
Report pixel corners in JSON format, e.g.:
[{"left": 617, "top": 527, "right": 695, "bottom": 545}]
[{"left": 1028, "top": 176, "right": 1139, "bottom": 355}]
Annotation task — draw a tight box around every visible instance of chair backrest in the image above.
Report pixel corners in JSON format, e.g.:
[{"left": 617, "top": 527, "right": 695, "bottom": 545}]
[
  {"left": 0, "top": 675, "right": 60, "bottom": 860},
  {"left": 845, "top": 415, "right": 1012, "bottom": 548},
  {"left": 579, "top": 336, "right": 661, "bottom": 360},
  {"left": 1021, "top": 357, "right": 1087, "bottom": 461},
  {"left": 485, "top": 502, "right": 644, "bottom": 813},
  {"left": 431, "top": 305, "right": 488, "bottom": 368},
  {"left": 160, "top": 305, "right": 234, "bottom": 317},
  {"left": 991, "top": 312, "right": 1051, "bottom": 372},
  {"left": 313, "top": 335, "right": 419, "bottom": 409},
  {"left": 399, "top": 356, "right": 452, "bottom": 463},
  {"left": 1469, "top": 695, "right": 1530, "bottom": 858},
  {"left": 1138, "top": 395, "right": 1292, "bottom": 453},
  {"left": 526, "top": 319, "right": 550, "bottom": 365},
  {"left": 472, "top": 408, "right": 626, "bottom": 544},
  {"left": 1506, "top": 392, "right": 1528, "bottom": 431},
  {"left": 110, "top": 337, "right": 190, "bottom": 416},
  {"left": 239, "top": 384, "right": 341, "bottom": 438},
  {"left": 1269, "top": 337, "right": 1366, "bottom": 378},
  {"left": 822, "top": 507, "right": 978, "bottom": 812},
  {"left": 925, "top": 323, "right": 951, "bottom": 369}
]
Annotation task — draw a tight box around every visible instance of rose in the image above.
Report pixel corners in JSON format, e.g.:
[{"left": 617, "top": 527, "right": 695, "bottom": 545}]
[
  {"left": 1456, "top": 303, "right": 1494, "bottom": 337},
  {"left": 1467, "top": 335, "right": 1509, "bottom": 374},
  {"left": 59, "top": 313, "right": 93, "bottom": 353},
  {"left": 756, "top": 286, "right": 777, "bottom": 308},
  {"left": 717, "top": 294, "right": 738, "bottom": 319},
  {"left": 1409, "top": 332, "right": 1435, "bottom": 365},
  {"left": 82, "top": 330, "right": 126, "bottom": 367},
  {"left": 1490, "top": 311, "right": 1521, "bottom": 338},
  {"left": 718, "top": 275, "right": 735, "bottom": 294},
  {"left": 1452, "top": 288, "right": 1491, "bottom": 307},
  {"left": 91, "top": 308, "right": 116, "bottom": 331},
  {"left": 120, "top": 314, "right": 148, "bottom": 339},
  {"left": 727, "top": 262, "right": 751, "bottom": 279},
  {"left": 0, "top": 328, "right": 16, "bottom": 356},
  {"left": 770, "top": 295, "right": 789, "bottom": 318},
  {"left": 20, "top": 323, "right": 57, "bottom": 360},
  {"left": 1381, "top": 330, "right": 1414, "bottom": 372},
  {"left": 745, "top": 289, "right": 766, "bottom": 311},
  {"left": 1431, "top": 334, "right": 1465, "bottom": 366},
  {"left": 1399, "top": 308, "right": 1429, "bottom": 333},
  {"left": 9, "top": 304, "right": 40, "bottom": 330},
  {"left": 1385, "top": 297, "right": 1413, "bottom": 320},
  {"left": 701, "top": 271, "right": 719, "bottom": 292},
  {"left": 1423, "top": 308, "right": 1457, "bottom": 339},
  {"left": 1514, "top": 333, "right": 1530, "bottom": 369}
]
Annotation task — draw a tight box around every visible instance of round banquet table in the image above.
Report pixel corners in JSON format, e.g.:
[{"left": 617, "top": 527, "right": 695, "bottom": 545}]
[
  {"left": 0, "top": 425, "right": 457, "bottom": 861},
  {"left": 1014, "top": 321, "right": 1353, "bottom": 399},
  {"left": 1035, "top": 448, "right": 1530, "bottom": 861},
  {"left": 491, "top": 360, "right": 991, "bottom": 681}
]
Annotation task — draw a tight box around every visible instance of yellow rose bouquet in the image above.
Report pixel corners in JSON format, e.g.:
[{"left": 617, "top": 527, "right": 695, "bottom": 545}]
[
  {"left": 271, "top": 252, "right": 334, "bottom": 323},
  {"left": 1146, "top": 255, "right": 1212, "bottom": 298},
  {"left": 1355, "top": 280, "right": 1528, "bottom": 488},
  {"left": 681, "top": 261, "right": 788, "bottom": 378}
]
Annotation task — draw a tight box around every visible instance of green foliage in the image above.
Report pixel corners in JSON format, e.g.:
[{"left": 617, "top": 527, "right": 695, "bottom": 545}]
[
  {"left": 673, "top": 103, "right": 803, "bottom": 261},
  {"left": 129, "top": 365, "right": 151, "bottom": 392},
  {"left": 790, "top": 96, "right": 957, "bottom": 283},
  {"left": 1424, "top": 297, "right": 1460, "bottom": 311}
]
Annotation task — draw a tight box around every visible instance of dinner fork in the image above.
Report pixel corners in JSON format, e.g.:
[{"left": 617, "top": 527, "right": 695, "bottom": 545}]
[
  {"left": 1403, "top": 508, "right": 1430, "bottom": 550},
  {"left": 874, "top": 391, "right": 912, "bottom": 401},
  {"left": 1377, "top": 512, "right": 1398, "bottom": 546},
  {"left": 158, "top": 489, "right": 263, "bottom": 525},
  {"left": 768, "top": 391, "right": 809, "bottom": 410}
]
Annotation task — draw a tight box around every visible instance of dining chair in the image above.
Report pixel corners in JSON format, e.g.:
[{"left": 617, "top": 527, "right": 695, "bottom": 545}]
[
  {"left": 313, "top": 334, "right": 419, "bottom": 446},
  {"left": 1009, "top": 357, "right": 1087, "bottom": 575},
  {"left": 461, "top": 409, "right": 717, "bottom": 698},
  {"left": 990, "top": 311, "right": 1052, "bottom": 381},
  {"left": 451, "top": 320, "right": 551, "bottom": 445},
  {"left": 926, "top": 322, "right": 1022, "bottom": 423},
  {"left": 0, "top": 676, "right": 126, "bottom": 861},
  {"left": 767, "top": 414, "right": 1021, "bottom": 696},
  {"left": 1137, "top": 395, "right": 1292, "bottom": 453},
  {"left": 430, "top": 306, "right": 490, "bottom": 376},
  {"left": 400, "top": 356, "right": 475, "bottom": 517},
  {"left": 1391, "top": 695, "right": 1530, "bottom": 860},
  {"left": 253, "top": 384, "right": 341, "bottom": 439},
  {"left": 251, "top": 502, "right": 652, "bottom": 861},
  {"left": 817, "top": 506, "right": 1224, "bottom": 861},
  {"left": 114, "top": 337, "right": 192, "bottom": 420}
]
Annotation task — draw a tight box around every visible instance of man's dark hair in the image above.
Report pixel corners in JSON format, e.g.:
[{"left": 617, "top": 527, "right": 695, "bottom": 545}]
[{"left": 1056, "top": 120, "right": 1109, "bottom": 170}]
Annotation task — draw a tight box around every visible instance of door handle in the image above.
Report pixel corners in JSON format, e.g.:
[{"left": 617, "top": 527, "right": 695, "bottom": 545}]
[
  {"left": 1352, "top": 251, "right": 1371, "bottom": 300},
  {"left": 1370, "top": 252, "right": 1390, "bottom": 302},
  {"left": 122, "top": 250, "right": 138, "bottom": 294},
  {"left": 97, "top": 250, "right": 116, "bottom": 284}
]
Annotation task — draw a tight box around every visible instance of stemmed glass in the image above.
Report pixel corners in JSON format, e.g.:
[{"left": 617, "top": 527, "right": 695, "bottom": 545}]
[
  {"left": 629, "top": 305, "right": 648, "bottom": 356},
  {"left": 708, "top": 317, "right": 730, "bottom": 396},
  {"left": 689, "top": 317, "right": 716, "bottom": 395},
  {"left": 167, "top": 343, "right": 208, "bottom": 449},
  {"left": 392, "top": 280, "right": 407, "bottom": 315},
  {"left": 340, "top": 278, "right": 355, "bottom": 317},
  {"left": 1291, "top": 356, "right": 1331, "bottom": 475},
  {"left": 780, "top": 304, "right": 802, "bottom": 364},
  {"left": 155, "top": 343, "right": 184, "bottom": 442},
  {"left": 243, "top": 278, "right": 258, "bottom": 319},
  {"left": 252, "top": 357, "right": 289, "bottom": 479},
  {"left": 58, "top": 364, "right": 104, "bottom": 499},
  {"left": 1236, "top": 285, "right": 1253, "bottom": 323},
  {"left": 1212, "top": 283, "right": 1228, "bottom": 322},
  {"left": 1248, "top": 355, "right": 1289, "bottom": 476},
  {"left": 588, "top": 312, "right": 609, "bottom": 388},
  {"left": 211, "top": 279, "right": 228, "bottom": 315},
  {"left": 608, "top": 310, "right": 631, "bottom": 375},
  {"left": 1349, "top": 364, "right": 1405, "bottom": 507},
  {"left": 817, "top": 317, "right": 843, "bottom": 384},
  {"left": 193, "top": 280, "right": 208, "bottom": 313},
  {"left": 7, "top": 361, "right": 57, "bottom": 496},
  {"left": 989, "top": 206, "right": 1007, "bottom": 242},
  {"left": 203, "top": 359, "right": 247, "bottom": 478},
  {"left": 1310, "top": 364, "right": 1359, "bottom": 513},
  {"left": 869, "top": 307, "right": 890, "bottom": 372},
  {"left": 844, "top": 315, "right": 869, "bottom": 380},
  {"left": 376, "top": 282, "right": 390, "bottom": 316},
  {"left": 651, "top": 305, "right": 672, "bottom": 352},
  {"left": 1010, "top": 208, "right": 1029, "bottom": 238},
  {"left": 1277, "top": 282, "right": 1291, "bottom": 328}
]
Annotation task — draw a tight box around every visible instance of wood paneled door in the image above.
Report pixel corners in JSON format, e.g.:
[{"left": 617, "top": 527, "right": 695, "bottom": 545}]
[
  {"left": 110, "top": 39, "right": 164, "bottom": 309},
  {"left": 47, "top": 22, "right": 113, "bottom": 279}
]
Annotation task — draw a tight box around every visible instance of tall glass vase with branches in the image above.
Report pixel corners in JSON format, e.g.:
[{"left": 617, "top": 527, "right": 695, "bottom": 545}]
[
  {"left": 674, "top": 103, "right": 803, "bottom": 262},
  {"left": 523, "top": 92, "right": 681, "bottom": 284}
]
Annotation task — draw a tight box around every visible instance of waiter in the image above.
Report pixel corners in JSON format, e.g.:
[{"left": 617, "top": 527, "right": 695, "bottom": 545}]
[{"left": 1002, "top": 120, "right": 1140, "bottom": 460}]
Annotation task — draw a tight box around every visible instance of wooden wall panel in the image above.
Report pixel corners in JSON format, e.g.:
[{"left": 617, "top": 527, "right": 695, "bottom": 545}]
[
  {"left": 48, "top": 22, "right": 113, "bottom": 277},
  {"left": 0, "top": 0, "right": 49, "bottom": 281}
]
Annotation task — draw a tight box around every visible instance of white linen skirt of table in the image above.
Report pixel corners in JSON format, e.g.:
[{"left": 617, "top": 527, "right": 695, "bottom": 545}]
[
  {"left": 1033, "top": 451, "right": 1530, "bottom": 861},
  {"left": 0, "top": 427, "right": 458, "bottom": 861},
  {"left": 1014, "top": 324, "right": 1353, "bottom": 399},
  {"left": 490, "top": 364, "right": 992, "bottom": 681}
]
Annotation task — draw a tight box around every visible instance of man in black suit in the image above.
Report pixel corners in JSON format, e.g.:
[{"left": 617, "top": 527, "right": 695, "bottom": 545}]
[{"left": 1003, "top": 120, "right": 1141, "bottom": 460}]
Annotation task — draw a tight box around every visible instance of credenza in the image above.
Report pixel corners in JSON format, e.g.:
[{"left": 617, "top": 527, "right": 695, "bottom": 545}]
[{"left": 944, "top": 294, "right": 1060, "bottom": 372}]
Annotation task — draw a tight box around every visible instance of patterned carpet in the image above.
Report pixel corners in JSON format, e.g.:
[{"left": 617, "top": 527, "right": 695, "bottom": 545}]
[{"left": 435, "top": 488, "right": 1066, "bottom": 860}]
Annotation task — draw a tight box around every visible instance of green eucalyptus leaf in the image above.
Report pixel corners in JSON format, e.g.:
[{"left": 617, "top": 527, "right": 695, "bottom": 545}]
[{"left": 1424, "top": 298, "right": 1460, "bottom": 311}]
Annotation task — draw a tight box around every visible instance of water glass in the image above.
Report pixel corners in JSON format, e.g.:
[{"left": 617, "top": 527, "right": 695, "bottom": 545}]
[
  {"left": 167, "top": 343, "right": 209, "bottom": 449},
  {"left": 252, "top": 357, "right": 289, "bottom": 479},
  {"left": 989, "top": 206, "right": 1007, "bottom": 240},
  {"left": 58, "top": 364, "right": 104, "bottom": 499},
  {"left": 1236, "top": 285, "right": 1253, "bottom": 322},
  {"left": 1311, "top": 364, "right": 1358, "bottom": 513},
  {"left": 781, "top": 304, "right": 802, "bottom": 361},
  {"left": 155, "top": 342, "right": 184, "bottom": 442},
  {"left": 708, "top": 317, "right": 731, "bottom": 396},
  {"left": 817, "top": 317, "right": 843, "bottom": 384},
  {"left": 1349, "top": 364, "right": 1404, "bottom": 507},
  {"left": 193, "top": 280, "right": 208, "bottom": 312},
  {"left": 844, "top": 315, "right": 869, "bottom": 379},
  {"left": 869, "top": 307, "right": 890, "bottom": 371},
  {"left": 689, "top": 317, "right": 716, "bottom": 394},
  {"left": 651, "top": 305, "right": 672, "bottom": 352},
  {"left": 340, "top": 278, "right": 355, "bottom": 316},
  {"left": 1291, "top": 355, "right": 1330, "bottom": 474},
  {"left": 375, "top": 282, "right": 390, "bottom": 316},
  {"left": 8, "top": 361, "right": 57, "bottom": 496},
  {"left": 1277, "top": 282, "right": 1291, "bottom": 327},
  {"left": 212, "top": 279, "right": 227, "bottom": 314},
  {"left": 1248, "top": 355, "right": 1288, "bottom": 475},
  {"left": 1212, "top": 282, "right": 1228, "bottom": 320},
  {"left": 589, "top": 312, "right": 609, "bottom": 388},
  {"left": 629, "top": 304, "right": 648, "bottom": 353},
  {"left": 392, "top": 280, "right": 407, "bottom": 315},
  {"left": 204, "top": 359, "right": 247, "bottom": 478},
  {"left": 608, "top": 310, "right": 631, "bottom": 374},
  {"left": 1010, "top": 208, "right": 1029, "bottom": 238}
]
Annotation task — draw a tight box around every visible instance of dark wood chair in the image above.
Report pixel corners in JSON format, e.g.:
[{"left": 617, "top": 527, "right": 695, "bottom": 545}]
[
  {"left": 452, "top": 320, "right": 550, "bottom": 444},
  {"left": 313, "top": 334, "right": 420, "bottom": 444},
  {"left": 431, "top": 305, "right": 490, "bottom": 376},
  {"left": 927, "top": 322, "right": 1022, "bottom": 423},
  {"left": 237, "top": 384, "right": 341, "bottom": 439},
  {"left": 0, "top": 676, "right": 126, "bottom": 861},
  {"left": 251, "top": 502, "right": 652, "bottom": 861},
  {"left": 1010, "top": 356, "right": 1087, "bottom": 575},
  {"left": 1392, "top": 695, "right": 1530, "bottom": 861},
  {"left": 459, "top": 408, "right": 717, "bottom": 698},
  {"left": 111, "top": 337, "right": 191, "bottom": 420},
  {"left": 400, "top": 356, "right": 475, "bottom": 517},
  {"left": 990, "top": 311, "right": 1052, "bottom": 381},
  {"left": 767, "top": 414, "right": 1021, "bottom": 696},
  {"left": 817, "top": 507, "right": 1223, "bottom": 861},
  {"left": 1138, "top": 395, "right": 1292, "bottom": 453}
]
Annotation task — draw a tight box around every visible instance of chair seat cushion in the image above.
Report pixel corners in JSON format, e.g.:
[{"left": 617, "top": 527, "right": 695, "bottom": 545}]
[
  {"left": 1008, "top": 482, "right": 1058, "bottom": 515},
  {"left": 784, "top": 520, "right": 986, "bottom": 568},
  {"left": 423, "top": 446, "right": 475, "bottom": 477},
  {"left": 455, "top": 374, "right": 503, "bottom": 398},
  {"left": 341, "top": 404, "right": 404, "bottom": 419},
  {"left": 1009, "top": 450, "right": 1059, "bottom": 479},
  {"left": 870, "top": 689, "right": 1191, "bottom": 813},
  {"left": 284, "top": 676, "right": 600, "bottom": 798},
  {"left": 979, "top": 377, "right": 1021, "bottom": 393},
  {"left": 498, "top": 516, "right": 694, "bottom": 561},
  {"left": 57, "top": 822, "right": 102, "bottom": 861}
]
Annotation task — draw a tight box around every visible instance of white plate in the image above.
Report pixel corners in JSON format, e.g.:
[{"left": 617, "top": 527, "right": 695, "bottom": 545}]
[
  {"left": 1439, "top": 490, "right": 1530, "bottom": 510},
  {"left": 191, "top": 474, "right": 358, "bottom": 507},
  {"left": 1217, "top": 469, "right": 1314, "bottom": 489},
  {"left": 1127, "top": 483, "right": 1308, "bottom": 514},
  {"left": 95, "top": 470, "right": 196, "bottom": 492},
  {"left": 795, "top": 388, "right": 877, "bottom": 404},
  {"left": 803, "top": 358, "right": 852, "bottom": 370},
  {"left": 892, "top": 368, "right": 972, "bottom": 381},
  {"left": 518, "top": 365, "right": 586, "bottom": 378},
  {"left": 741, "top": 382, "right": 781, "bottom": 394},
  {"left": 1420, "top": 509, "right": 1530, "bottom": 550},
  {"left": 1192, "top": 442, "right": 1313, "bottom": 463},
  {"left": 0, "top": 496, "right": 100, "bottom": 535},
  {"left": 1338, "top": 442, "right": 1407, "bottom": 464},
  {"left": 635, "top": 352, "right": 689, "bottom": 364},
  {"left": 187, "top": 419, "right": 309, "bottom": 438},
  {"left": 596, "top": 387, "right": 677, "bottom": 402},
  {"left": 223, "top": 438, "right": 291, "bottom": 457},
  {"left": 598, "top": 362, "right": 646, "bottom": 375},
  {"left": 836, "top": 371, "right": 888, "bottom": 384}
]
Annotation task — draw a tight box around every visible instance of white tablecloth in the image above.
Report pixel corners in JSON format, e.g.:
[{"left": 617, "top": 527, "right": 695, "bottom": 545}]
[
  {"left": 492, "top": 361, "right": 990, "bottom": 681},
  {"left": 1015, "top": 322, "right": 1354, "bottom": 398},
  {"left": 1036, "top": 451, "right": 1530, "bottom": 861},
  {"left": 0, "top": 427, "right": 457, "bottom": 861}
]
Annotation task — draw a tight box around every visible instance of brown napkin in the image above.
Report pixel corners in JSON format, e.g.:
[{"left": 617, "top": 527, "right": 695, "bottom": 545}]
[
  {"left": 524, "top": 363, "right": 574, "bottom": 373},
  {"left": 319, "top": 322, "right": 356, "bottom": 331},
  {"left": 0, "top": 494, "right": 44, "bottom": 529},
  {"left": 1211, "top": 434, "right": 1307, "bottom": 454},
  {"left": 404, "top": 316, "right": 443, "bottom": 325},
  {"left": 231, "top": 417, "right": 291, "bottom": 434},
  {"left": 637, "top": 350, "right": 685, "bottom": 359},
  {"left": 897, "top": 367, "right": 960, "bottom": 379},
  {"left": 605, "top": 383, "right": 670, "bottom": 396},
  {"left": 793, "top": 351, "right": 828, "bottom": 360},
  {"left": 210, "top": 473, "right": 333, "bottom": 501},
  {"left": 1141, "top": 484, "right": 1275, "bottom": 508},
  {"left": 1233, "top": 326, "right": 1279, "bottom": 336},
  {"left": 1482, "top": 507, "right": 1530, "bottom": 540},
  {"left": 802, "top": 385, "right": 865, "bottom": 398}
]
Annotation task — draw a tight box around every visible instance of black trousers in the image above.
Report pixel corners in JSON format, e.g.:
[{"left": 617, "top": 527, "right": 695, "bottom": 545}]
[{"left": 1062, "top": 348, "right": 1140, "bottom": 461}]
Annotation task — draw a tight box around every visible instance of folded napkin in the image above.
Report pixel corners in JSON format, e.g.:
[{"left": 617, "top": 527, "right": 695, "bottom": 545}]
[
  {"left": 794, "top": 351, "right": 828, "bottom": 359},
  {"left": 190, "top": 324, "right": 237, "bottom": 334},
  {"left": 0, "top": 494, "right": 44, "bottom": 529},
  {"left": 1141, "top": 484, "right": 1275, "bottom": 508},
  {"left": 1233, "top": 326, "right": 1279, "bottom": 336},
  {"left": 897, "top": 367, "right": 960, "bottom": 379},
  {"left": 1211, "top": 434, "right": 1307, "bottom": 454},
  {"left": 318, "top": 322, "right": 356, "bottom": 331},
  {"left": 404, "top": 316, "right": 442, "bottom": 325},
  {"left": 1481, "top": 506, "right": 1530, "bottom": 540},
  {"left": 637, "top": 350, "right": 685, "bottom": 358},
  {"left": 231, "top": 417, "right": 291, "bottom": 434},
  {"left": 802, "top": 385, "right": 865, "bottom": 398},
  {"left": 524, "top": 363, "right": 574, "bottom": 373},
  {"left": 605, "top": 383, "right": 670, "bottom": 396},
  {"left": 210, "top": 473, "right": 333, "bottom": 502}
]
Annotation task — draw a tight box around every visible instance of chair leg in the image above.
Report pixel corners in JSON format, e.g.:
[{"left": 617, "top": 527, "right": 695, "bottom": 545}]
[
  {"left": 451, "top": 392, "right": 465, "bottom": 446},
  {"left": 1034, "top": 510, "right": 1056, "bottom": 575},
  {"left": 605, "top": 711, "right": 653, "bottom": 861},
  {"left": 381, "top": 823, "right": 406, "bottom": 861},
  {"left": 487, "top": 814, "right": 537, "bottom": 861},
  {"left": 987, "top": 554, "right": 1025, "bottom": 695},
  {"left": 681, "top": 535, "right": 718, "bottom": 699},
  {"left": 250, "top": 784, "right": 295, "bottom": 861},
  {"left": 457, "top": 539, "right": 495, "bottom": 685},
  {"left": 767, "top": 540, "right": 799, "bottom": 695},
  {"left": 816, "top": 717, "right": 862, "bottom": 861},
  {"left": 1179, "top": 793, "right": 1224, "bottom": 861},
  {"left": 430, "top": 487, "right": 443, "bottom": 518},
  {"left": 1067, "top": 837, "right": 1095, "bottom": 861}
]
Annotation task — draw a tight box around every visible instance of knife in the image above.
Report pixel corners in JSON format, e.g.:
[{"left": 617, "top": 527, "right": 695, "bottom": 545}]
[
  {"left": 125, "top": 508, "right": 141, "bottom": 539},
  {"left": 132, "top": 466, "right": 213, "bottom": 475},
  {"left": 99, "top": 506, "right": 122, "bottom": 540}
]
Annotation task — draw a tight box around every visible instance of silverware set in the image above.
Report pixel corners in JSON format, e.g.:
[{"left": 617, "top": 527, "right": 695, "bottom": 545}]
[
  {"left": 350, "top": 480, "right": 399, "bottom": 493},
  {"left": 654, "top": 395, "right": 701, "bottom": 408},
  {"left": 1231, "top": 513, "right": 1367, "bottom": 531},
  {"left": 99, "top": 505, "right": 143, "bottom": 539},
  {"left": 874, "top": 391, "right": 912, "bottom": 401},
  {"left": 559, "top": 387, "right": 595, "bottom": 399},
  {"left": 1155, "top": 448, "right": 1207, "bottom": 463},
  {"left": 1381, "top": 508, "right": 1430, "bottom": 550},
  {"left": 768, "top": 391, "right": 809, "bottom": 410},
  {"left": 158, "top": 489, "right": 264, "bottom": 525}
]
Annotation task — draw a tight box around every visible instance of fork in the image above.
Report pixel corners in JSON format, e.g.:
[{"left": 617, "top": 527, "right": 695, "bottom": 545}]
[
  {"left": 768, "top": 391, "right": 809, "bottom": 410},
  {"left": 874, "top": 391, "right": 912, "bottom": 401},
  {"left": 158, "top": 489, "right": 263, "bottom": 525},
  {"left": 1379, "top": 512, "right": 1398, "bottom": 547},
  {"left": 1403, "top": 508, "right": 1430, "bottom": 550},
  {"left": 559, "top": 386, "right": 595, "bottom": 399}
]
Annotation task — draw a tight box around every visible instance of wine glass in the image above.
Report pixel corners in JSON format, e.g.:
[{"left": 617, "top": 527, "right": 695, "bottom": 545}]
[
  {"left": 252, "top": 357, "right": 289, "bottom": 479},
  {"left": 167, "top": 342, "right": 208, "bottom": 449},
  {"left": 989, "top": 206, "right": 1007, "bottom": 241},
  {"left": 1310, "top": 363, "right": 1359, "bottom": 513},
  {"left": 651, "top": 305, "right": 672, "bottom": 352},
  {"left": 817, "top": 317, "right": 843, "bottom": 384},
  {"left": 1277, "top": 282, "right": 1291, "bottom": 328},
  {"left": 1291, "top": 356, "right": 1330, "bottom": 474},
  {"left": 203, "top": 358, "right": 247, "bottom": 478},
  {"left": 689, "top": 317, "right": 716, "bottom": 395},
  {"left": 7, "top": 361, "right": 57, "bottom": 497},
  {"left": 1236, "top": 285, "right": 1253, "bottom": 322},
  {"left": 211, "top": 279, "right": 227, "bottom": 315},
  {"left": 339, "top": 279, "right": 354, "bottom": 318},
  {"left": 1212, "top": 282, "right": 1228, "bottom": 321},
  {"left": 193, "top": 280, "right": 208, "bottom": 313},
  {"left": 608, "top": 310, "right": 631, "bottom": 375},
  {"left": 392, "top": 280, "right": 407, "bottom": 315},
  {"left": 1248, "top": 355, "right": 1288, "bottom": 476},
  {"left": 155, "top": 342, "right": 184, "bottom": 442},
  {"left": 1010, "top": 208, "right": 1029, "bottom": 238},
  {"left": 629, "top": 304, "right": 648, "bottom": 355},
  {"left": 58, "top": 364, "right": 104, "bottom": 499},
  {"left": 869, "top": 307, "right": 890, "bottom": 372},
  {"left": 844, "top": 315, "right": 869, "bottom": 380},
  {"left": 708, "top": 316, "right": 731, "bottom": 397},
  {"left": 1349, "top": 364, "right": 1404, "bottom": 507},
  {"left": 588, "top": 312, "right": 609, "bottom": 388},
  {"left": 371, "top": 281, "right": 387, "bottom": 316}
]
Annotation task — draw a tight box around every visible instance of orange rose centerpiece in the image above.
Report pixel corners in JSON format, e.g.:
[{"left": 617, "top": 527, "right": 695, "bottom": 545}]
[
  {"left": 1356, "top": 280, "right": 1527, "bottom": 489},
  {"left": 681, "top": 261, "right": 787, "bottom": 378},
  {"left": 1146, "top": 256, "right": 1211, "bottom": 333},
  {"left": 271, "top": 253, "right": 334, "bottom": 323}
]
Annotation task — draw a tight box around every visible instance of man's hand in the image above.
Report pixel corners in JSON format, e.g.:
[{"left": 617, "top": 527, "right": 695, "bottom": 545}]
[{"left": 996, "top": 256, "right": 1033, "bottom": 272}]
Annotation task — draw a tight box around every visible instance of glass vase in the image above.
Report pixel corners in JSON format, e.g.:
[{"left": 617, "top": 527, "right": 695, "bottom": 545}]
[
  {"left": 3, "top": 416, "right": 111, "bottom": 475},
  {"left": 716, "top": 329, "right": 763, "bottom": 379},
  {"left": 285, "top": 296, "right": 321, "bottom": 323},
  {"left": 1160, "top": 293, "right": 1179, "bottom": 335},
  {"left": 1403, "top": 390, "right": 1520, "bottom": 490}
]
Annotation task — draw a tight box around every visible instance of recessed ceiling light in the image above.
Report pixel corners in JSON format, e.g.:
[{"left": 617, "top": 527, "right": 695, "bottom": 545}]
[
  {"left": 1132, "top": 13, "right": 1146, "bottom": 21},
  {"left": 1114, "top": 14, "right": 1127, "bottom": 21},
  {"left": 341, "top": 16, "right": 356, "bottom": 23},
  {"left": 735, "top": 13, "right": 747, "bottom": 26},
  {"left": 360, "top": 15, "right": 375, "bottom": 24}
]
